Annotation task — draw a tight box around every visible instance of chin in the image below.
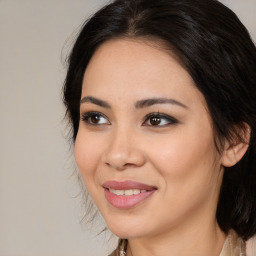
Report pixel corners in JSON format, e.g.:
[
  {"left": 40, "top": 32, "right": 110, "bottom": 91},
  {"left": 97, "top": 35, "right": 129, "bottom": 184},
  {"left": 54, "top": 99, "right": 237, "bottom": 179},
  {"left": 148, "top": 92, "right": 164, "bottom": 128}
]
[
  {"left": 104, "top": 215, "right": 151, "bottom": 239},
  {"left": 109, "top": 227, "right": 144, "bottom": 239}
]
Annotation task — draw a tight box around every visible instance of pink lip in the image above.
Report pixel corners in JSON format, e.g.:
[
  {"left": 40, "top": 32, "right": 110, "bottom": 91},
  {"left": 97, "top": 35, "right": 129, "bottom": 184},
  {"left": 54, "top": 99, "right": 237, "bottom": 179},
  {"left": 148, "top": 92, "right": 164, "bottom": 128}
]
[{"left": 103, "top": 180, "right": 157, "bottom": 209}]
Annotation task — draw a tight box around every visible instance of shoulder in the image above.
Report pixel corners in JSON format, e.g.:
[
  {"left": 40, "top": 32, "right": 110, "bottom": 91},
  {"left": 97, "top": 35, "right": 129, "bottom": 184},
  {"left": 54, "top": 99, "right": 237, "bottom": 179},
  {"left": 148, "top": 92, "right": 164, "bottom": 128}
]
[{"left": 219, "top": 229, "right": 246, "bottom": 256}]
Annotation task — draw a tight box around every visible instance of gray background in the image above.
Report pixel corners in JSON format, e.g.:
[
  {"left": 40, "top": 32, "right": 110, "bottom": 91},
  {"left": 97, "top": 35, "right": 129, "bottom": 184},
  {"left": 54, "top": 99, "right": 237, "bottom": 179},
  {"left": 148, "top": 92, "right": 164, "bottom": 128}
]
[{"left": 0, "top": 1, "right": 255, "bottom": 255}]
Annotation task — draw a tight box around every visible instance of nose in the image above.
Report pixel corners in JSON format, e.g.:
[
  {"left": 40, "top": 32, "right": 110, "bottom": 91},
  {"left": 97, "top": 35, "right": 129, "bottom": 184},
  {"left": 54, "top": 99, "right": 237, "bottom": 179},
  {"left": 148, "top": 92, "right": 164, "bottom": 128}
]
[{"left": 103, "top": 127, "right": 146, "bottom": 171}]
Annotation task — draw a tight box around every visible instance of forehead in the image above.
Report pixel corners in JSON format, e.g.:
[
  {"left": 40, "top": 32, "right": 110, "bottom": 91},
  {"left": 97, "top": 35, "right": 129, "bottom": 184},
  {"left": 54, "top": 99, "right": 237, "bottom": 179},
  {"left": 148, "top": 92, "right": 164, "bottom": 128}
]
[
  {"left": 83, "top": 38, "right": 189, "bottom": 84},
  {"left": 82, "top": 38, "right": 206, "bottom": 108}
]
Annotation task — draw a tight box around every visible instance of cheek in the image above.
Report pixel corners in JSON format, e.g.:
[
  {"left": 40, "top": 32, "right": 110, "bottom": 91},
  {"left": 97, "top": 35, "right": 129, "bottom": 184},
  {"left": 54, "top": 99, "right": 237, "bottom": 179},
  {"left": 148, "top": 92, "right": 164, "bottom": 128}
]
[
  {"left": 148, "top": 125, "right": 219, "bottom": 189},
  {"left": 74, "top": 131, "right": 103, "bottom": 185},
  {"left": 144, "top": 131, "right": 221, "bottom": 226}
]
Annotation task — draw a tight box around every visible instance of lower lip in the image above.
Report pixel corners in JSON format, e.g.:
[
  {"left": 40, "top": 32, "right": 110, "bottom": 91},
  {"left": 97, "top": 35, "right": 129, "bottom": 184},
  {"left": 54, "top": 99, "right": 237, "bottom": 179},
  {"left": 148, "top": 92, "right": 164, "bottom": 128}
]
[{"left": 104, "top": 188, "right": 155, "bottom": 209}]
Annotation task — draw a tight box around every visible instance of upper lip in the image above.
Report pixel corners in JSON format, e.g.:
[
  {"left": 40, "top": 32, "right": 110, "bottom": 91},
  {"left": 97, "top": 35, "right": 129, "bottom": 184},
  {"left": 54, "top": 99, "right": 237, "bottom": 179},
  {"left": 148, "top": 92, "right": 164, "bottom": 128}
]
[{"left": 103, "top": 180, "right": 157, "bottom": 191}]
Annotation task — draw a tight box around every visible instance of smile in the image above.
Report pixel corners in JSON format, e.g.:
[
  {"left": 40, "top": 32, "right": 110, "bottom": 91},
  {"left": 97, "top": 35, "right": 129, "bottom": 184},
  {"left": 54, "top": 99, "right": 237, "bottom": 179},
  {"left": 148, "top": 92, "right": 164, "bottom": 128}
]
[
  {"left": 103, "top": 180, "right": 157, "bottom": 209},
  {"left": 109, "top": 188, "right": 147, "bottom": 196}
]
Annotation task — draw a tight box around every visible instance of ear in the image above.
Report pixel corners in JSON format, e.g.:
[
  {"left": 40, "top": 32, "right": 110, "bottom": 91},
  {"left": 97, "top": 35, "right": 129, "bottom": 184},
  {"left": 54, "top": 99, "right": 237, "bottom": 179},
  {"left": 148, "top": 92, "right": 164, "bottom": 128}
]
[{"left": 221, "top": 123, "right": 251, "bottom": 167}]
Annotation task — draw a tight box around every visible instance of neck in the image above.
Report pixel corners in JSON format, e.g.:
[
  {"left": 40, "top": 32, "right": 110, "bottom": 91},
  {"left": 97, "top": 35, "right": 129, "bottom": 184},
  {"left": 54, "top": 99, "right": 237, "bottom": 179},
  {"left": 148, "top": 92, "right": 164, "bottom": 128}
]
[{"left": 126, "top": 220, "right": 226, "bottom": 256}]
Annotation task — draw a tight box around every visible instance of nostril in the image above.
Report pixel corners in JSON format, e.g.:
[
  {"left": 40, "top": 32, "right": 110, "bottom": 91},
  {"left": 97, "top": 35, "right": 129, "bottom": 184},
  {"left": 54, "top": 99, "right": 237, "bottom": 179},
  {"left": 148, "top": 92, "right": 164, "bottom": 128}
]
[
  {"left": 105, "top": 161, "right": 141, "bottom": 171},
  {"left": 124, "top": 163, "right": 136, "bottom": 167}
]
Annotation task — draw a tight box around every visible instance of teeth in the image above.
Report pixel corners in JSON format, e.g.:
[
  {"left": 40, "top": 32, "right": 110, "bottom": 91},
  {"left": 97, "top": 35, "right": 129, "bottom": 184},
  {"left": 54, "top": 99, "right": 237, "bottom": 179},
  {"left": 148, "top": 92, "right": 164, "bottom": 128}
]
[
  {"left": 124, "top": 189, "right": 133, "bottom": 196},
  {"left": 109, "top": 188, "right": 147, "bottom": 196},
  {"left": 133, "top": 189, "right": 140, "bottom": 195}
]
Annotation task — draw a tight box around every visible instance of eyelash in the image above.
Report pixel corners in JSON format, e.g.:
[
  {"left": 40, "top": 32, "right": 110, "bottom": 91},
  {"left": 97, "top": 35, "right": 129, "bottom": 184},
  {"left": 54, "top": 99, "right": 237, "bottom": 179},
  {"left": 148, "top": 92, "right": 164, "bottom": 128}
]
[
  {"left": 81, "top": 111, "right": 110, "bottom": 126},
  {"left": 80, "top": 111, "right": 178, "bottom": 127},
  {"left": 143, "top": 112, "right": 178, "bottom": 127}
]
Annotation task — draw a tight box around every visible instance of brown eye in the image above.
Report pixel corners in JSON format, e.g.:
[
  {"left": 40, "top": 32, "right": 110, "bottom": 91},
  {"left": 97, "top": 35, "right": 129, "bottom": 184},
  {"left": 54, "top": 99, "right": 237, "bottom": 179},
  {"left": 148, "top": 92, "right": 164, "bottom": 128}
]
[
  {"left": 149, "top": 117, "right": 161, "bottom": 126},
  {"left": 91, "top": 114, "right": 101, "bottom": 124},
  {"left": 143, "top": 113, "right": 178, "bottom": 127},
  {"left": 81, "top": 112, "right": 110, "bottom": 125}
]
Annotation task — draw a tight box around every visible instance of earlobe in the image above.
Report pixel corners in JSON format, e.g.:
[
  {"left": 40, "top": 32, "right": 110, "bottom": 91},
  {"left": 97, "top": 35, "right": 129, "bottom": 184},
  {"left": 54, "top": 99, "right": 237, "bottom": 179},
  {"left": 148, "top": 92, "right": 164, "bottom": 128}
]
[{"left": 221, "top": 124, "right": 251, "bottom": 167}]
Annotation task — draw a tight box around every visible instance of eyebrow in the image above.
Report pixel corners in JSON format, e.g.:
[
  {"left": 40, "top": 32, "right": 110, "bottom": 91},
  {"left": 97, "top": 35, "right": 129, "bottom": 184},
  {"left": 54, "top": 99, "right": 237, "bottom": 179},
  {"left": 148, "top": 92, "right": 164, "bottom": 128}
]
[
  {"left": 80, "top": 96, "right": 188, "bottom": 109},
  {"left": 80, "top": 96, "right": 111, "bottom": 108},
  {"left": 135, "top": 97, "right": 189, "bottom": 109}
]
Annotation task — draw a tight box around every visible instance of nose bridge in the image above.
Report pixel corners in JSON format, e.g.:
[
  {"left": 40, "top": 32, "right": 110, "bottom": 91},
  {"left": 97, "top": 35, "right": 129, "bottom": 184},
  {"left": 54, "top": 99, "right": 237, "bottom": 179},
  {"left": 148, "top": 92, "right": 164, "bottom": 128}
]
[{"left": 104, "top": 123, "right": 145, "bottom": 170}]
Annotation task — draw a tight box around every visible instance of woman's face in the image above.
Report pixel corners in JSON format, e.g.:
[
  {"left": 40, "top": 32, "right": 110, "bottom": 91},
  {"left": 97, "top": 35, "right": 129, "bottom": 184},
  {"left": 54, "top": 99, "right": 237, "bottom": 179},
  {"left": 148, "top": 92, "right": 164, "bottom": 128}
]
[{"left": 75, "top": 39, "right": 224, "bottom": 239}]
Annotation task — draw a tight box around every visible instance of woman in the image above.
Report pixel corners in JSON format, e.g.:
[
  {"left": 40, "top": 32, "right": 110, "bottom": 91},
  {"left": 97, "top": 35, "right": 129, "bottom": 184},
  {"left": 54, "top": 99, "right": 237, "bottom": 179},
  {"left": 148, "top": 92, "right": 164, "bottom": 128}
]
[{"left": 63, "top": 0, "right": 256, "bottom": 255}]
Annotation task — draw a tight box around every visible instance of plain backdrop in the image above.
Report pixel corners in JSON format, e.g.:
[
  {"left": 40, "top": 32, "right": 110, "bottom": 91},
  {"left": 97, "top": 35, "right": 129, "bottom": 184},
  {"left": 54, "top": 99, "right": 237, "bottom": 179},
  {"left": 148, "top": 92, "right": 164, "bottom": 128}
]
[{"left": 0, "top": 1, "right": 255, "bottom": 256}]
